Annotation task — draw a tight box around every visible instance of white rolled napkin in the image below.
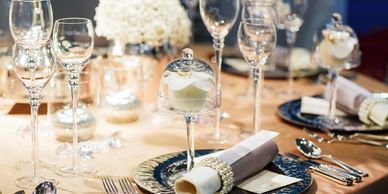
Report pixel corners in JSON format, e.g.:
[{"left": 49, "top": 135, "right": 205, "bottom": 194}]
[
  {"left": 300, "top": 76, "right": 388, "bottom": 127},
  {"left": 324, "top": 76, "right": 371, "bottom": 115},
  {"left": 174, "top": 130, "right": 279, "bottom": 194}
]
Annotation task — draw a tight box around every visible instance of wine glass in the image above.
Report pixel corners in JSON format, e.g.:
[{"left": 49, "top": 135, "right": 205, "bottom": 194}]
[
  {"left": 158, "top": 48, "right": 219, "bottom": 171},
  {"left": 312, "top": 13, "right": 361, "bottom": 128},
  {"left": 52, "top": 17, "right": 95, "bottom": 176},
  {"left": 240, "top": 0, "right": 278, "bottom": 98},
  {"left": 9, "top": 0, "right": 53, "bottom": 69},
  {"left": 199, "top": 0, "right": 239, "bottom": 144},
  {"left": 238, "top": 18, "right": 277, "bottom": 136},
  {"left": 12, "top": 42, "right": 57, "bottom": 188},
  {"left": 277, "top": 0, "right": 307, "bottom": 98}
]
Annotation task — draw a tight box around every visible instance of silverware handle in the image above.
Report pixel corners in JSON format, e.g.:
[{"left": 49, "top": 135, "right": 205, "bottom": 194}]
[
  {"left": 352, "top": 137, "right": 385, "bottom": 146},
  {"left": 353, "top": 133, "right": 388, "bottom": 141},
  {"left": 321, "top": 164, "right": 362, "bottom": 183},
  {"left": 310, "top": 166, "right": 353, "bottom": 186},
  {"left": 324, "top": 155, "right": 368, "bottom": 177}
]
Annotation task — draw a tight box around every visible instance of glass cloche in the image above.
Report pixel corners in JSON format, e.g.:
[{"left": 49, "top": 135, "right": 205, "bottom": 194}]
[
  {"left": 312, "top": 13, "right": 361, "bottom": 128},
  {"left": 158, "top": 48, "right": 220, "bottom": 171},
  {"left": 158, "top": 48, "right": 219, "bottom": 115}
]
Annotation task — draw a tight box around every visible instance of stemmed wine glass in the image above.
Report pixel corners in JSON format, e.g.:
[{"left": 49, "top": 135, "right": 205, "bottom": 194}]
[
  {"left": 312, "top": 13, "right": 360, "bottom": 128},
  {"left": 13, "top": 42, "right": 57, "bottom": 188},
  {"left": 52, "top": 17, "right": 95, "bottom": 176},
  {"left": 240, "top": 0, "right": 278, "bottom": 98},
  {"left": 199, "top": 0, "right": 239, "bottom": 144},
  {"left": 277, "top": 0, "right": 307, "bottom": 98},
  {"left": 9, "top": 0, "right": 56, "bottom": 188},
  {"left": 158, "top": 48, "right": 219, "bottom": 171},
  {"left": 238, "top": 12, "right": 277, "bottom": 136}
]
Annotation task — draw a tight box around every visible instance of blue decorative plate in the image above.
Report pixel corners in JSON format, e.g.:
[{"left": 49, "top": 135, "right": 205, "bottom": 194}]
[
  {"left": 277, "top": 98, "right": 388, "bottom": 132},
  {"left": 133, "top": 150, "right": 312, "bottom": 194}
]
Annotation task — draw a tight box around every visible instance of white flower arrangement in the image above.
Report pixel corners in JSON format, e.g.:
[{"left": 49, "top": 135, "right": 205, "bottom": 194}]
[{"left": 94, "top": 0, "right": 192, "bottom": 48}]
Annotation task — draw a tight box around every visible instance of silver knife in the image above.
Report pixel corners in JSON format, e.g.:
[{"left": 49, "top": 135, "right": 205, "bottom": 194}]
[
  {"left": 284, "top": 153, "right": 353, "bottom": 186},
  {"left": 305, "top": 159, "right": 362, "bottom": 183}
]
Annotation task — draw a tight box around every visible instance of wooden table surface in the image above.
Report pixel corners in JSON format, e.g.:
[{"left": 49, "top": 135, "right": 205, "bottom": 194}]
[{"left": 0, "top": 44, "right": 387, "bottom": 194}]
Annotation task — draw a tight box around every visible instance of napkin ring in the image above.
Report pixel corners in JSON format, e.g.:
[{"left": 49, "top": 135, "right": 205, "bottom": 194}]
[
  {"left": 359, "top": 97, "right": 388, "bottom": 125},
  {"left": 198, "top": 157, "right": 234, "bottom": 194}
]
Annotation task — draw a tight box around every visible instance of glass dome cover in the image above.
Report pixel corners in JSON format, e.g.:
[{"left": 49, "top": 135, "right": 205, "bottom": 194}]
[
  {"left": 313, "top": 13, "right": 361, "bottom": 70},
  {"left": 158, "top": 48, "right": 219, "bottom": 114}
]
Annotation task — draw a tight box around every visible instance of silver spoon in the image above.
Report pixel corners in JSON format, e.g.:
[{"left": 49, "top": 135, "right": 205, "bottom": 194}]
[
  {"left": 32, "top": 182, "right": 57, "bottom": 194},
  {"left": 295, "top": 137, "right": 368, "bottom": 177}
]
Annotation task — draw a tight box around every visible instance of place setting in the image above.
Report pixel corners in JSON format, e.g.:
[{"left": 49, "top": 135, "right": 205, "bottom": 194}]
[{"left": 1, "top": 0, "right": 388, "bottom": 194}]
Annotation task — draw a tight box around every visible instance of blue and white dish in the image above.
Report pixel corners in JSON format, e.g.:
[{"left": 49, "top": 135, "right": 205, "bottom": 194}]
[
  {"left": 133, "top": 150, "right": 312, "bottom": 194},
  {"left": 277, "top": 98, "right": 388, "bottom": 132}
]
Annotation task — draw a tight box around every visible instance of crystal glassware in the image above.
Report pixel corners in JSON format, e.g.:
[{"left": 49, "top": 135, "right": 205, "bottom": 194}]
[
  {"left": 158, "top": 48, "right": 219, "bottom": 171},
  {"left": 240, "top": 0, "right": 278, "bottom": 98},
  {"left": 52, "top": 17, "right": 95, "bottom": 176},
  {"left": 199, "top": 0, "right": 239, "bottom": 144},
  {"left": 238, "top": 17, "right": 277, "bottom": 135},
  {"left": 12, "top": 42, "right": 57, "bottom": 188},
  {"left": 277, "top": 0, "right": 307, "bottom": 98},
  {"left": 48, "top": 72, "right": 96, "bottom": 142},
  {"left": 312, "top": 13, "right": 361, "bottom": 128},
  {"left": 97, "top": 62, "right": 142, "bottom": 124}
]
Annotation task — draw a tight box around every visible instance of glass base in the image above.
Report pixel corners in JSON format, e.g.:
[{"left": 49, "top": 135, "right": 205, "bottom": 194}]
[
  {"left": 201, "top": 131, "right": 230, "bottom": 144},
  {"left": 15, "top": 175, "right": 58, "bottom": 189},
  {"left": 317, "top": 116, "right": 345, "bottom": 130},
  {"left": 55, "top": 166, "right": 97, "bottom": 177},
  {"left": 15, "top": 160, "right": 56, "bottom": 172},
  {"left": 277, "top": 90, "right": 301, "bottom": 100},
  {"left": 239, "top": 130, "right": 256, "bottom": 139}
]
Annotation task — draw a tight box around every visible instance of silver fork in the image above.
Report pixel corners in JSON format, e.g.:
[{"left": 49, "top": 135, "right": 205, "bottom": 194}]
[
  {"left": 303, "top": 128, "right": 388, "bottom": 148},
  {"left": 102, "top": 177, "right": 119, "bottom": 194},
  {"left": 118, "top": 177, "right": 138, "bottom": 194}
]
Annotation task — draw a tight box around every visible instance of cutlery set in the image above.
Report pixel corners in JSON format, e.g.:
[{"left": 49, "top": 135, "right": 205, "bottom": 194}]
[{"left": 287, "top": 126, "right": 388, "bottom": 186}]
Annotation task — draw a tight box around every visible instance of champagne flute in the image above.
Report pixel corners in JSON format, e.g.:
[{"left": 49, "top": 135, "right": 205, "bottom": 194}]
[
  {"left": 12, "top": 42, "right": 57, "bottom": 188},
  {"left": 238, "top": 18, "right": 277, "bottom": 136},
  {"left": 312, "top": 13, "right": 360, "bottom": 128},
  {"left": 199, "top": 0, "right": 239, "bottom": 144},
  {"left": 277, "top": 0, "right": 307, "bottom": 98},
  {"left": 52, "top": 17, "right": 95, "bottom": 176}
]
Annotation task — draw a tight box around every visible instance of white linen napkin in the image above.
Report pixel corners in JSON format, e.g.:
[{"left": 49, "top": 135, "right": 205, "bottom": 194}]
[
  {"left": 300, "top": 76, "right": 388, "bottom": 127},
  {"left": 175, "top": 130, "right": 299, "bottom": 194}
]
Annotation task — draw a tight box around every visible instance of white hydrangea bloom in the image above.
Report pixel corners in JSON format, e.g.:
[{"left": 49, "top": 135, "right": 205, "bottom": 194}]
[{"left": 94, "top": 0, "right": 192, "bottom": 48}]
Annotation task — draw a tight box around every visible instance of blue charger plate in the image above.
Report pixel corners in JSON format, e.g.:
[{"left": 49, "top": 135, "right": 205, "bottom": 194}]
[
  {"left": 133, "top": 150, "right": 312, "bottom": 194},
  {"left": 277, "top": 98, "right": 388, "bottom": 132}
]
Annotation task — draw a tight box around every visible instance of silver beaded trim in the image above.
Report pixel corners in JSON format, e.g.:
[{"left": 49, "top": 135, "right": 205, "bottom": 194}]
[
  {"left": 358, "top": 97, "right": 388, "bottom": 125},
  {"left": 198, "top": 157, "right": 234, "bottom": 194}
]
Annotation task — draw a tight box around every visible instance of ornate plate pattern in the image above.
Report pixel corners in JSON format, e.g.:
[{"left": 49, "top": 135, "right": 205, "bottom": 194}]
[
  {"left": 134, "top": 150, "right": 312, "bottom": 194},
  {"left": 277, "top": 98, "right": 388, "bottom": 132}
]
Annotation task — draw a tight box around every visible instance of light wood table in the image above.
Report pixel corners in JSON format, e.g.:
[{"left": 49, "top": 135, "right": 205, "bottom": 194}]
[{"left": 0, "top": 44, "right": 387, "bottom": 194}]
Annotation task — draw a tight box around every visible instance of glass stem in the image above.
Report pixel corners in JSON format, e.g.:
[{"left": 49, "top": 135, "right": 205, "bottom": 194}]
[
  {"left": 213, "top": 37, "right": 224, "bottom": 137},
  {"left": 328, "top": 69, "right": 339, "bottom": 120},
  {"left": 252, "top": 65, "right": 263, "bottom": 134},
  {"left": 69, "top": 73, "right": 80, "bottom": 172},
  {"left": 184, "top": 114, "right": 197, "bottom": 171},
  {"left": 29, "top": 88, "right": 40, "bottom": 178},
  {"left": 286, "top": 30, "right": 297, "bottom": 95}
]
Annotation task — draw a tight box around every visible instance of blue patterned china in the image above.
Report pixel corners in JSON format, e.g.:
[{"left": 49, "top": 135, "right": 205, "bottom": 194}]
[
  {"left": 133, "top": 150, "right": 312, "bottom": 194},
  {"left": 277, "top": 97, "right": 388, "bottom": 132}
]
